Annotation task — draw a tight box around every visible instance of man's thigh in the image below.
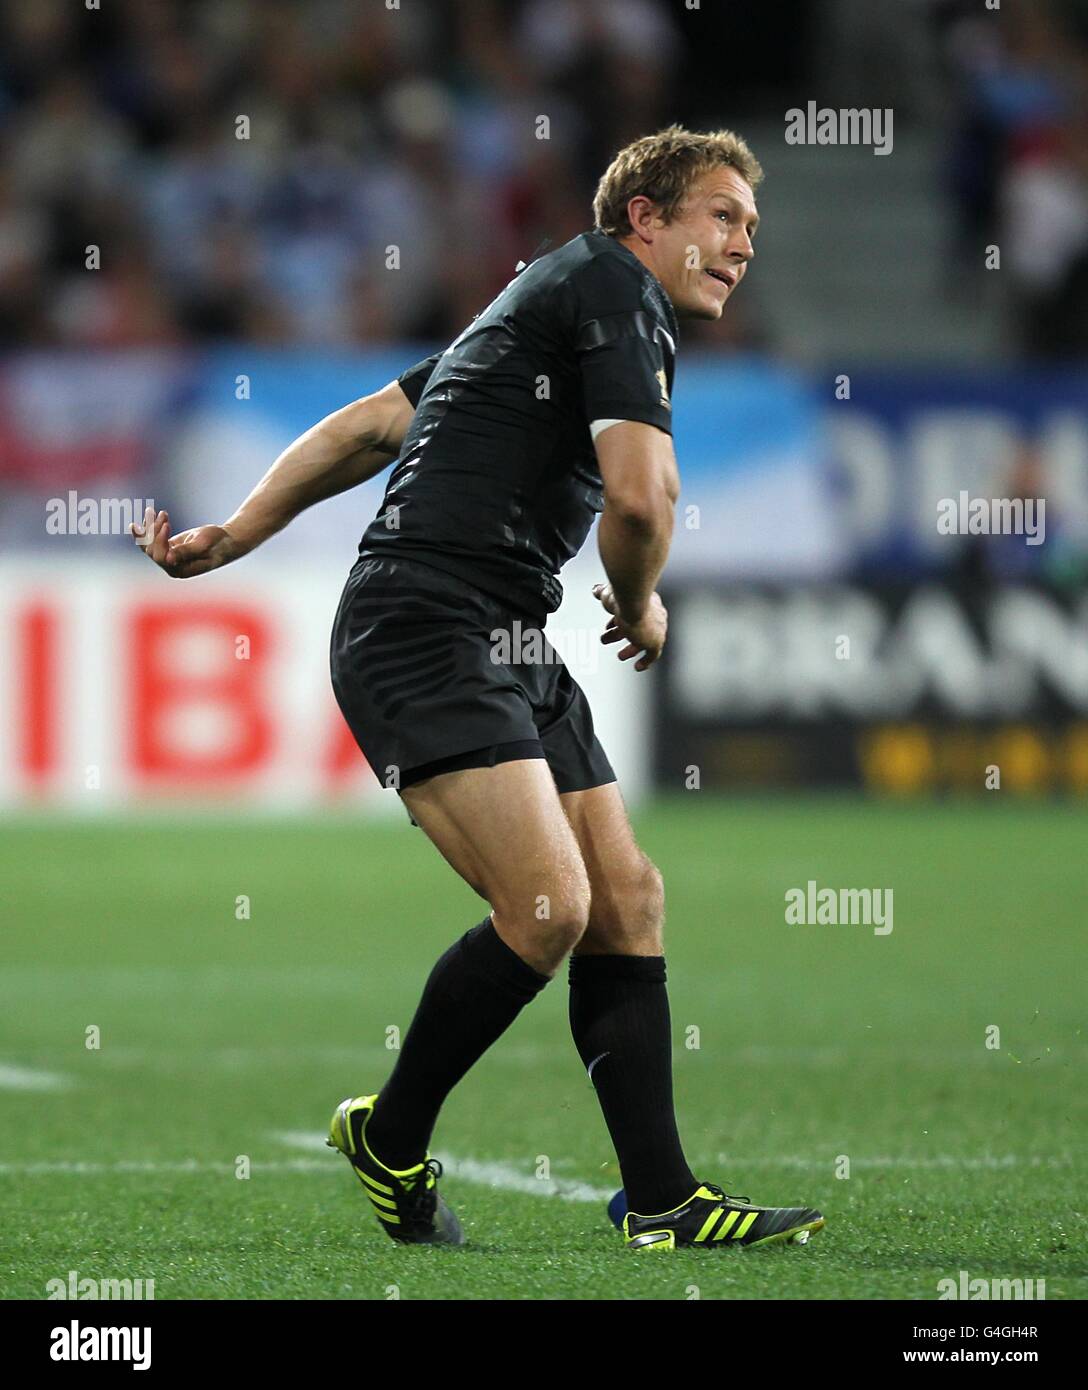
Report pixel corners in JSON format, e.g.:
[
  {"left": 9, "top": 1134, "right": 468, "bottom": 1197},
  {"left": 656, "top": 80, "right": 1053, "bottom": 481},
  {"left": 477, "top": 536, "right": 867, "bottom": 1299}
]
[
  {"left": 401, "top": 758, "right": 590, "bottom": 975},
  {"left": 560, "top": 782, "right": 664, "bottom": 955}
]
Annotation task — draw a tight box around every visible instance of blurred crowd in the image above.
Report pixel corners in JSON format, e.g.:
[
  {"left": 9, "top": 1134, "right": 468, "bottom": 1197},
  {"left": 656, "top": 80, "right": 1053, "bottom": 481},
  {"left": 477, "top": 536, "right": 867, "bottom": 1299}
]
[
  {"left": 1, "top": 0, "right": 1086, "bottom": 356},
  {"left": 0, "top": 0, "right": 697, "bottom": 351},
  {"left": 936, "top": 0, "right": 1088, "bottom": 356}
]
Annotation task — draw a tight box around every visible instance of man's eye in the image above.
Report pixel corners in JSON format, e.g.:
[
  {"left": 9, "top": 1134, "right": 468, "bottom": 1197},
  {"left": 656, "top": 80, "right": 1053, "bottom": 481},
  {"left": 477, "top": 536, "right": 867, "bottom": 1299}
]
[{"left": 716, "top": 212, "right": 730, "bottom": 222}]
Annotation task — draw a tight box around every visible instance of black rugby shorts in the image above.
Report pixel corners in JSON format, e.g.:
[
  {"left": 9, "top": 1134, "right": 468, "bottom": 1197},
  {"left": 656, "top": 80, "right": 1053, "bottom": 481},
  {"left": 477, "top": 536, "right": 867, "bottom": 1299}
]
[{"left": 330, "top": 554, "right": 615, "bottom": 794}]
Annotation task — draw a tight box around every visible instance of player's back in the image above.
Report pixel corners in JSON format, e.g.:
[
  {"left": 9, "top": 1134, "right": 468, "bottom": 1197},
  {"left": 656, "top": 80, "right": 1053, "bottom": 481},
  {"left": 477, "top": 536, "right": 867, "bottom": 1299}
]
[{"left": 359, "top": 229, "right": 678, "bottom": 621}]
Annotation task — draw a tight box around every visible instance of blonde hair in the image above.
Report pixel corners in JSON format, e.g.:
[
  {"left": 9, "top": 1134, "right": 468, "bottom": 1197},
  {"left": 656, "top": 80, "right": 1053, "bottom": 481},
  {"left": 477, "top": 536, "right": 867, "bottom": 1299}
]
[{"left": 593, "top": 124, "right": 763, "bottom": 238}]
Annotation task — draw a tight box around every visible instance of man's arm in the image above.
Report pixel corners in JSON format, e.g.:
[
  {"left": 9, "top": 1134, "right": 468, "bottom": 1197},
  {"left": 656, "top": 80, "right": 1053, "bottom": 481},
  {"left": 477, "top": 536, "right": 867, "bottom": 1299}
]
[
  {"left": 132, "top": 379, "right": 416, "bottom": 577},
  {"left": 593, "top": 420, "right": 679, "bottom": 670}
]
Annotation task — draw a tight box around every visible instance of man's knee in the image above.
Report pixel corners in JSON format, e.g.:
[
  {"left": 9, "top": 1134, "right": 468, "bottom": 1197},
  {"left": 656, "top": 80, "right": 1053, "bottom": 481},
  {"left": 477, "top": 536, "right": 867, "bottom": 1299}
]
[
  {"left": 492, "top": 870, "right": 591, "bottom": 969},
  {"left": 542, "top": 883, "right": 592, "bottom": 952},
  {"left": 619, "top": 855, "right": 664, "bottom": 927}
]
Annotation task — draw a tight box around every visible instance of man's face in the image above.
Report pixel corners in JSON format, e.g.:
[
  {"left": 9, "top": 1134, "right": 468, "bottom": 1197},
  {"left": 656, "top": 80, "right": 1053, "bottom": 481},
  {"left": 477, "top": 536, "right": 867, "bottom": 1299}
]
[{"left": 642, "top": 166, "right": 759, "bottom": 320}]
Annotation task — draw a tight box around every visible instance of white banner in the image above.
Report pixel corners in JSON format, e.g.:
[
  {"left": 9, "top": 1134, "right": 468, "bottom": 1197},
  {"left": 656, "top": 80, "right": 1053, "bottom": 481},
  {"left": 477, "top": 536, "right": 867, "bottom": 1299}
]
[{"left": 0, "top": 555, "right": 648, "bottom": 811}]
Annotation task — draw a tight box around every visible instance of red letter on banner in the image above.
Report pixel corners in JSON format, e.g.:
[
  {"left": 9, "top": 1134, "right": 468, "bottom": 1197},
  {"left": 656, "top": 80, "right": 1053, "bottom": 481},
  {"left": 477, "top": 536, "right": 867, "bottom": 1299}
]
[
  {"left": 128, "top": 602, "right": 275, "bottom": 784},
  {"left": 17, "top": 602, "right": 59, "bottom": 787}
]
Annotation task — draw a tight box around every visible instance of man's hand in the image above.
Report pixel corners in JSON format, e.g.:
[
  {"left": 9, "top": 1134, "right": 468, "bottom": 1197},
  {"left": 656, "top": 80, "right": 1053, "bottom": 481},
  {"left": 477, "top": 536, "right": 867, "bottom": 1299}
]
[
  {"left": 593, "top": 582, "right": 668, "bottom": 671},
  {"left": 130, "top": 507, "right": 246, "bottom": 578}
]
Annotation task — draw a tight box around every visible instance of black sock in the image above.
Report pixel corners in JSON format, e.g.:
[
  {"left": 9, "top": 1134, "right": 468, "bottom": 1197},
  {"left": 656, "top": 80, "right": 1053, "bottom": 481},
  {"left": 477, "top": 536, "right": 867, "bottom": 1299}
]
[
  {"left": 367, "top": 918, "right": 549, "bottom": 1169},
  {"left": 568, "top": 953, "right": 697, "bottom": 1215}
]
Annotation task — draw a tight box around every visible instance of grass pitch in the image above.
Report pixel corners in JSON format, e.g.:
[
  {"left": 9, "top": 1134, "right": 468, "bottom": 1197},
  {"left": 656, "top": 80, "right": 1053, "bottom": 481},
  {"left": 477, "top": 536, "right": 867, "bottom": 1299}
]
[{"left": 1, "top": 797, "right": 1085, "bottom": 1300}]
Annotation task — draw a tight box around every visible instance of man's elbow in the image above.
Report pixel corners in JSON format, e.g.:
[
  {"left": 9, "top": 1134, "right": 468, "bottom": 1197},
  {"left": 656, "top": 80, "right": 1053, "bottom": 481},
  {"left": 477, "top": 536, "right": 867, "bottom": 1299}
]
[
  {"left": 336, "top": 398, "right": 387, "bottom": 453},
  {"left": 603, "top": 491, "right": 673, "bottom": 536},
  {"left": 338, "top": 383, "right": 411, "bottom": 455}
]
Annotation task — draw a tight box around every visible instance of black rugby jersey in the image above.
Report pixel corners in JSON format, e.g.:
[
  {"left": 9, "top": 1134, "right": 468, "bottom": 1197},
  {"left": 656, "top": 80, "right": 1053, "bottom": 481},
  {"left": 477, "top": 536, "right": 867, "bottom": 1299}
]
[{"left": 358, "top": 229, "right": 678, "bottom": 620}]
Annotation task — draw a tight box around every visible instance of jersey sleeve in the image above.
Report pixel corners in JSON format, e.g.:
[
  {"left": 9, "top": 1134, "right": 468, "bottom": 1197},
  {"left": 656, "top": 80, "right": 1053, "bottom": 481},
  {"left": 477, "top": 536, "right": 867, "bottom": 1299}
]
[
  {"left": 570, "top": 256, "right": 674, "bottom": 436},
  {"left": 395, "top": 351, "right": 443, "bottom": 408}
]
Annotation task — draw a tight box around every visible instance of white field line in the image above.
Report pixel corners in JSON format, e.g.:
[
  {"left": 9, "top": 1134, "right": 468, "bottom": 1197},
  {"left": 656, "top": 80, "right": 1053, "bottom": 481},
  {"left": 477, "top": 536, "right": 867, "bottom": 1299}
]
[
  {"left": 0, "top": 1064, "right": 71, "bottom": 1092},
  {"left": 268, "top": 1131, "right": 1080, "bottom": 1179},
  {"left": 437, "top": 1158, "right": 611, "bottom": 1203},
  {"left": 0, "top": 1147, "right": 613, "bottom": 1199},
  {"left": 0, "top": 1144, "right": 1075, "bottom": 1181},
  {"left": 275, "top": 1133, "right": 1078, "bottom": 1175},
  {"left": 715, "top": 1154, "right": 1077, "bottom": 1171},
  {"left": 71, "top": 1044, "right": 557, "bottom": 1068},
  {"left": 0, "top": 1159, "right": 334, "bottom": 1175},
  {"left": 271, "top": 1130, "right": 613, "bottom": 1202},
  {"left": 9, "top": 1043, "right": 1080, "bottom": 1072}
]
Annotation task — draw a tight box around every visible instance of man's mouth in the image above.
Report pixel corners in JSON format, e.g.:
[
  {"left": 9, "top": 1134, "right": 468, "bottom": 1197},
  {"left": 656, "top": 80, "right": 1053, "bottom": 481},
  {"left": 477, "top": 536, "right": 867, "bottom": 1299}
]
[{"left": 704, "top": 267, "right": 736, "bottom": 289}]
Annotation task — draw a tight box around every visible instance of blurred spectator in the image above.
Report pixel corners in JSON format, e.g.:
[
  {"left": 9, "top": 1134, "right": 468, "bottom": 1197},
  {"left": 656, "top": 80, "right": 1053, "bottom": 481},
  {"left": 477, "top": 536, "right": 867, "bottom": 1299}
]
[
  {"left": 2, "top": 0, "right": 1084, "bottom": 357},
  {"left": 0, "top": 0, "right": 778, "bottom": 353},
  {"left": 936, "top": 0, "right": 1088, "bottom": 352}
]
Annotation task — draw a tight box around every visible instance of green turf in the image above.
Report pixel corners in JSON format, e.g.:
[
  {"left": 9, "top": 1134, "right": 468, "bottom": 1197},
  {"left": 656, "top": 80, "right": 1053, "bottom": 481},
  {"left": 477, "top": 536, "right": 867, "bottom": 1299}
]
[{"left": 1, "top": 797, "right": 1085, "bottom": 1300}]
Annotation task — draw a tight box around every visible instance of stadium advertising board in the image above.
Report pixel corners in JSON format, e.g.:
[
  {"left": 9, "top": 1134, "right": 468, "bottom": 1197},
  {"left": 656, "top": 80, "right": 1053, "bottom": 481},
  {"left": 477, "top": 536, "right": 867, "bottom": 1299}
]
[
  {"left": 0, "top": 559, "right": 647, "bottom": 810},
  {"left": 825, "top": 368, "right": 1088, "bottom": 581},
  {"left": 655, "top": 581, "right": 1088, "bottom": 794}
]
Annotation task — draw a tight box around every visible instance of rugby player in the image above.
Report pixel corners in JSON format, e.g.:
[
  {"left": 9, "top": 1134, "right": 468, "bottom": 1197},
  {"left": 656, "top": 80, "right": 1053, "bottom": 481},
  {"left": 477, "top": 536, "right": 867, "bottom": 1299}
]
[{"left": 134, "top": 126, "right": 824, "bottom": 1252}]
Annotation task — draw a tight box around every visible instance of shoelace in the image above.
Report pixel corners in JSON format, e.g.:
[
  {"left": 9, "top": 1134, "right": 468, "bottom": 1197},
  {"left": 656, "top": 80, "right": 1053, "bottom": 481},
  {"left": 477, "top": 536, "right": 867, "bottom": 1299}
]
[
  {"left": 401, "top": 1158, "right": 443, "bottom": 1223},
  {"left": 703, "top": 1181, "right": 751, "bottom": 1207}
]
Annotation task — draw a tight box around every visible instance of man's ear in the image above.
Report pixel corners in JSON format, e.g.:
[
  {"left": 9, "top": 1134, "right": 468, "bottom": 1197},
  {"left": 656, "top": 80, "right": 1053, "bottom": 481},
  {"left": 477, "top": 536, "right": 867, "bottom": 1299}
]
[{"left": 626, "top": 195, "right": 660, "bottom": 245}]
